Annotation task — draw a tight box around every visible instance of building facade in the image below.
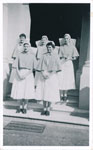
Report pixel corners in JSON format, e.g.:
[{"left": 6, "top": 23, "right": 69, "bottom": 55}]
[{"left": 3, "top": 3, "right": 90, "bottom": 110}]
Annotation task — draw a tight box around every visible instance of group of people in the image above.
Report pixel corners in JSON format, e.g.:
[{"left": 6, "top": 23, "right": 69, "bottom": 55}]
[{"left": 9, "top": 33, "right": 79, "bottom": 116}]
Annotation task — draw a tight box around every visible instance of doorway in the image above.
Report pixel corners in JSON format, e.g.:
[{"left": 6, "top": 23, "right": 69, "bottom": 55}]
[
  {"left": 29, "top": 3, "right": 90, "bottom": 102},
  {"left": 29, "top": 3, "right": 83, "bottom": 95},
  {"left": 29, "top": 3, "right": 83, "bottom": 47}
]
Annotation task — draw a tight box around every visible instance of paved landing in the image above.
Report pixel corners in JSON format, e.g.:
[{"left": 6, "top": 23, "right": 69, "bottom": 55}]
[{"left": 3, "top": 99, "right": 89, "bottom": 126}]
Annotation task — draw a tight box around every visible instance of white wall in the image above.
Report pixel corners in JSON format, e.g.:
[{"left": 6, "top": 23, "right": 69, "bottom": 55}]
[
  {"left": 3, "top": 3, "right": 31, "bottom": 61},
  {"left": 3, "top": 3, "right": 31, "bottom": 98}
]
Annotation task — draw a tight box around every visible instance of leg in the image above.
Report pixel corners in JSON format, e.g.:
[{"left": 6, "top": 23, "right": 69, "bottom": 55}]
[
  {"left": 63, "top": 90, "right": 68, "bottom": 101},
  {"left": 41, "top": 100, "right": 47, "bottom": 115},
  {"left": 43, "top": 101, "right": 47, "bottom": 111},
  {"left": 46, "top": 101, "right": 51, "bottom": 116},
  {"left": 16, "top": 99, "right": 22, "bottom": 113},
  {"left": 59, "top": 90, "right": 64, "bottom": 104},
  {"left": 22, "top": 99, "right": 28, "bottom": 114},
  {"left": 24, "top": 99, "right": 28, "bottom": 109},
  {"left": 60, "top": 90, "right": 64, "bottom": 101}
]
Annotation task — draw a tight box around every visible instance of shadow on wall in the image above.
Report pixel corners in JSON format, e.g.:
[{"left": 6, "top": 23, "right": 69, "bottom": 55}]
[
  {"left": 3, "top": 63, "right": 12, "bottom": 100},
  {"left": 70, "top": 86, "right": 89, "bottom": 119},
  {"left": 75, "top": 67, "right": 82, "bottom": 89},
  {"left": 79, "top": 87, "right": 89, "bottom": 110}
]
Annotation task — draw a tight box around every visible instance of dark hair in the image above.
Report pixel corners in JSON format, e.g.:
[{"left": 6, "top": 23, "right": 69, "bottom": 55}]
[
  {"left": 23, "top": 42, "right": 30, "bottom": 46},
  {"left": 19, "top": 33, "right": 26, "bottom": 38},
  {"left": 46, "top": 41, "right": 55, "bottom": 49}
]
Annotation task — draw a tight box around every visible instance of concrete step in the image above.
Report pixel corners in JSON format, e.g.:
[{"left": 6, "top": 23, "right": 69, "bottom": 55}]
[
  {"left": 3, "top": 99, "right": 89, "bottom": 126},
  {"left": 3, "top": 107, "right": 89, "bottom": 126},
  {"left": 3, "top": 99, "right": 88, "bottom": 115},
  {"left": 68, "top": 89, "right": 79, "bottom": 97}
]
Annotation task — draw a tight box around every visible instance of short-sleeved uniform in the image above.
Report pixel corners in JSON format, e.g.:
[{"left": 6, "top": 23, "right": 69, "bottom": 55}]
[
  {"left": 58, "top": 44, "right": 79, "bottom": 90},
  {"left": 35, "top": 52, "right": 61, "bottom": 103},
  {"left": 9, "top": 43, "right": 24, "bottom": 83},
  {"left": 35, "top": 44, "right": 48, "bottom": 87},
  {"left": 11, "top": 51, "right": 36, "bottom": 100}
]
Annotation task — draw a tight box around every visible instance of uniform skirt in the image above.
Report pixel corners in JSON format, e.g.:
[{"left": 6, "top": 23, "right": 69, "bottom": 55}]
[
  {"left": 58, "top": 60, "right": 75, "bottom": 90},
  {"left": 34, "top": 59, "right": 41, "bottom": 87},
  {"left": 9, "top": 58, "right": 18, "bottom": 83},
  {"left": 11, "top": 69, "right": 35, "bottom": 100},
  {"left": 35, "top": 72, "right": 60, "bottom": 103},
  {"left": 9, "top": 68, "right": 16, "bottom": 83}
]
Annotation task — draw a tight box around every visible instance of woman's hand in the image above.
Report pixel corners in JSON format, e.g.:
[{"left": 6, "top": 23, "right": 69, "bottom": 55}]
[
  {"left": 72, "top": 57, "right": 77, "bottom": 60},
  {"left": 42, "top": 71, "right": 49, "bottom": 79},
  {"left": 17, "top": 73, "right": 26, "bottom": 80},
  {"left": 19, "top": 70, "right": 32, "bottom": 80},
  {"left": 17, "top": 69, "right": 30, "bottom": 80},
  {"left": 66, "top": 57, "right": 72, "bottom": 60},
  {"left": 20, "top": 75, "right": 26, "bottom": 80},
  {"left": 60, "top": 58, "right": 66, "bottom": 64}
]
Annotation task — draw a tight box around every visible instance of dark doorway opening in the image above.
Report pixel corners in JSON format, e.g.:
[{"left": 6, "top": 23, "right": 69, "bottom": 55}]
[{"left": 29, "top": 3, "right": 89, "bottom": 47}]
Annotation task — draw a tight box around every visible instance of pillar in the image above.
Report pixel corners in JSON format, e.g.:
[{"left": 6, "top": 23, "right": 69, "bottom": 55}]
[{"left": 78, "top": 11, "right": 90, "bottom": 110}]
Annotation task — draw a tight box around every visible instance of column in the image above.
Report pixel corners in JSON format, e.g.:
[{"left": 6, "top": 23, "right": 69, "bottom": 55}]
[{"left": 78, "top": 11, "right": 90, "bottom": 110}]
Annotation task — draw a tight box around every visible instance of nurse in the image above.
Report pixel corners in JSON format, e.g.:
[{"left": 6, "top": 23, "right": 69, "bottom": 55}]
[
  {"left": 11, "top": 42, "right": 36, "bottom": 114},
  {"left": 35, "top": 35, "right": 49, "bottom": 88},
  {"left": 35, "top": 41, "right": 61, "bottom": 116},
  {"left": 58, "top": 34, "right": 79, "bottom": 101},
  {"left": 9, "top": 33, "right": 26, "bottom": 83}
]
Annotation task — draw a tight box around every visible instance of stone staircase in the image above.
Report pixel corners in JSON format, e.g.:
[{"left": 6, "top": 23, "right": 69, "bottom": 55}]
[{"left": 4, "top": 89, "right": 79, "bottom": 113}]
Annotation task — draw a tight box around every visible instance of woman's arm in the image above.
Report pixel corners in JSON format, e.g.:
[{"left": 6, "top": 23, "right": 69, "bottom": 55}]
[
  {"left": 16, "top": 57, "right": 25, "bottom": 80},
  {"left": 16, "top": 68, "right": 24, "bottom": 80}
]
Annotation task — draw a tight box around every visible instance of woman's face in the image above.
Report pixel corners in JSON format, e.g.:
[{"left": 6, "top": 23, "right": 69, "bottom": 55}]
[
  {"left": 47, "top": 45, "right": 53, "bottom": 53},
  {"left": 20, "top": 36, "right": 26, "bottom": 44},
  {"left": 24, "top": 44, "right": 29, "bottom": 53},
  {"left": 41, "top": 37, "right": 48, "bottom": 45},
  {"left": 64, "top": 36, "right": 70, "bottom": 45}
]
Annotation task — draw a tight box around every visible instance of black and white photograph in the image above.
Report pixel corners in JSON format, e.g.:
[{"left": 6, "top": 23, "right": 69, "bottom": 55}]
[{"left": 1, "top": 0, "right": 93, "bottom": 148}]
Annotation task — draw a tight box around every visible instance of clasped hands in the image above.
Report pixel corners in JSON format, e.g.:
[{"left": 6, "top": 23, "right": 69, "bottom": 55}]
[
  {"left": 64, "top": 56, "right": 72, "bottom": 60},
  {"left": 17, "top": 70, "right": 30, "bottom": 80},
  {"left": 42, "top": 71, "right": 49, "bottom": 79},
  {"left": 42, "top": 70, "right": 54, "bottom": 79}
]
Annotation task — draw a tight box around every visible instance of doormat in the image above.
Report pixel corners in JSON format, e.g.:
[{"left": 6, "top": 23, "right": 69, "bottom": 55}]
[{"left": 4, "top": 121, "right": 45, "bottom": 133}]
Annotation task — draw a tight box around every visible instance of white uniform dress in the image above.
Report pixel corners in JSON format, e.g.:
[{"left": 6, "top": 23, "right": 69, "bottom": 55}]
[
  {"left": 35, "top": 52, "right": 61, "bottom": 103},
  {"left": 35, "top": 44, "right": 48, "bottom": 87},
  {"left": 9, "top": 43, "right": 24, "bottom": 83},
  {"left": 11, "top": 51, "right": 36, "bottom": 100},
  {"left": 58, "top": 44, "right": 79, "bottom": 90}
]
